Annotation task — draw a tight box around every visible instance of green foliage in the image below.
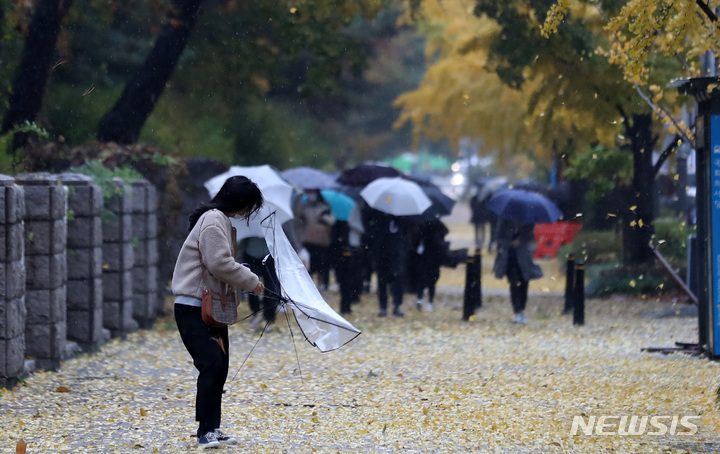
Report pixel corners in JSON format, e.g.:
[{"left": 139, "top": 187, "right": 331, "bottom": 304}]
[
  {"left": 559, "top": 229, "right": 622, "bottom": 264},
  {"left": 564, "top": 143, "right": 633, "bottom": 202},
  {"left": 69, "top": 159, "right": 142, "bottom": 204},
  {"left": 585, "top": 266, "right": 667, "bottom": 298},
  {"left": 45, "top": 85, "right": 122, "bottom": 146},
  {"left": 653, "top": 216, "right": 695, "bottom": 260},
  {"left": 231, "top": 98, "right": 336, "bottom": 168},
  {"left": 0, "top": 121, "right": 49, "bottom": 173}
]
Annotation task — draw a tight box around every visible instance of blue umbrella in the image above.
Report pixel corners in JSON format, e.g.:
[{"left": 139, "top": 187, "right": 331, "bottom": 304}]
[
  {"left": 487, "top": 189, "right": 562, "bottom": 224},
  {"left": 321, "top": 189, "right": 356, "bottom": 221}
]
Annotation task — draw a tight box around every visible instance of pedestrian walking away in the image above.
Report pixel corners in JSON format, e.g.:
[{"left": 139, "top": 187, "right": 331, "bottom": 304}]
[
  {"left": 171, "top": 175, "right": 265, "bottom": 448},
  {"left": 407, "top": 217, "right": 449, "bottom": 312},
  {"left": 492, "top": 219, "right": 543, "bottom": 324},
  {"left": 366, "top": 210, "right": 412, "bottom": 317}
]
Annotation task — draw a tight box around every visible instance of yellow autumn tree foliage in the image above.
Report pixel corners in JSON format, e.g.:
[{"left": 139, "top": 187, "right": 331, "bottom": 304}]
[
  {"left": 542, "top": 0, "right": 716, "bottom": 139},
  {"left": 394, "top": 0, "right": 537, "bottom": 161},
  {"left": 393, "top": 0, "right": 625, "bottom": 167}
]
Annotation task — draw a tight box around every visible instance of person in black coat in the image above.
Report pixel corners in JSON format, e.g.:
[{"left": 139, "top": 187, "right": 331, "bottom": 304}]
[
  {"left": 470, "top": 193, "right": 498, "bottom": 252},
  {"left": 492, "top": 219, "right": 543, "bottom": 324},
  {"left": 407, "top": 217, "right": 448, "bottom": 312},
  {"left": 366, "top": 209, "right": 411, "bottom": 317}
]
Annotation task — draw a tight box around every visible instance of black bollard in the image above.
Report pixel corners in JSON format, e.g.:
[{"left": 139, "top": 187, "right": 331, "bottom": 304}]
[
  {"left": 475, "top": 248, "right": 483, "bottom": 310},
  {"left": 563, "top": 254, "right": 576, "bottom": 314},
  {"left": 463, "top": 252, "right": 479, "bottom": 320},
  {"left": 572, "top": 261, "right": 585, "bottom": 326}
]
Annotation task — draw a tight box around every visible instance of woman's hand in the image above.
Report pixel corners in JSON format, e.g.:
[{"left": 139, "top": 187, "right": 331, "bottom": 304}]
[{"left": 252, "top": 281, "right": 265, "bottom": 296}]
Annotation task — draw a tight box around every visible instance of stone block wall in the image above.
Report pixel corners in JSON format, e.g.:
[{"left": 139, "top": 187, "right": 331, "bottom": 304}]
[
  {"left": 102, "top": 178, "right": 136, "bottom": 338},
  {"left": 131, "top": 180, "right": 160, "bottom": 328},
  {"left": 0, "top": 176, "right": 26, "bottom": 389},
  {"left": 0, "top": 172, "right": 162, "bottom": 388},
  {"left": 60, "top": 173, "right": 106, "bottom": 351},
  {"left": 16, "top": 173, "right": 67, "bottom": 372}
]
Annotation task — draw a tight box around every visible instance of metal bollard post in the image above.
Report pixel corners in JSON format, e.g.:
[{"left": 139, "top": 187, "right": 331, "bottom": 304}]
[
  {"left": 463, "top": 252, "right": 478, "bottom": 321},
  {"left": 475, "top": 248, "right": 483, "bottom": 310},
  {"left": 573, "top": 261, "right": 585, "bottom": 326},
  {"left": 563, "top": 253, "right": 576, "bottom": 314}
]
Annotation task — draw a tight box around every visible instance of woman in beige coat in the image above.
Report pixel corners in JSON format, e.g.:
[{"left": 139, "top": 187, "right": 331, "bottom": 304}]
[{"left": 172, "top": 175, "right": 265, "bottom": 448}]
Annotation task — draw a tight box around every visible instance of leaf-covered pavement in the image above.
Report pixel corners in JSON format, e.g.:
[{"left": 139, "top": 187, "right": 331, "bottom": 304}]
[{"left": 2, "top": 289, "right": 719, "bottom": 453}]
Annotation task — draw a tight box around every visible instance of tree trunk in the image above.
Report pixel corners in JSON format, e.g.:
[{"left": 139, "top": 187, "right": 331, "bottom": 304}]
[
  {"left": 96, "top": 0, "right": 203, "bottom": 144},
  {"left": 1, "top": 0, "right": 72, "bottom": 149},
  {"left": 622, "top": 113, "right": 657, "bottom": 267}
]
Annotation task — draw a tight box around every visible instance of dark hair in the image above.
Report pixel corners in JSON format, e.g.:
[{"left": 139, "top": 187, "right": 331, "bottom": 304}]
[{"left": 188, "top": 175, "right": 264, "bottom": 231}]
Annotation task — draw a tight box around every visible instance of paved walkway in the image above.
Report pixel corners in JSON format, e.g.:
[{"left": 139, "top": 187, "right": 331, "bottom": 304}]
[{"left": 5, "top": 201, "right": 717, "bottom": 453}]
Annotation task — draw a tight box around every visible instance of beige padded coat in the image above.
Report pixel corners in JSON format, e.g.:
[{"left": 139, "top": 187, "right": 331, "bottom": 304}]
[{"left": 172, "top": 209, "right": 260, "bottom": 299}]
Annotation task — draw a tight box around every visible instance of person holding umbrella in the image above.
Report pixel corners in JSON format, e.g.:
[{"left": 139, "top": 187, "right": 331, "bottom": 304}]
[
  {"left": 360, "top": 177, "right": 432, "bottom": 317},
  {"left": 492, "top": 219, "right": 543, "bottom": 324},
  {"left": 487, "top": 189, "right": 561, "bottom": 324},
  {"left": 172, "top": 175, "right": 265, "bottom": 448}
]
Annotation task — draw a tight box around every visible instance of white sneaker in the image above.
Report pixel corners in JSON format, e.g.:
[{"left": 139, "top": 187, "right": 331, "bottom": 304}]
[
  {"left": 513, "top": 313, "right": 527, "bottom": 324},
  {"left": 416, "top": 299, "right": 423, "bottom": 311},
  {"left": 425, "top": 302, "right": 434, "bottom": 312}
]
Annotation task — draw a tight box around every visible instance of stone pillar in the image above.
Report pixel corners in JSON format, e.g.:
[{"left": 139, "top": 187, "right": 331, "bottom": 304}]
[
  {"left": 0, "top": 176, "right": 26, "bottom": 389},
  {"left": 131, "top": 179, "right": 159, "bottom": 328},
  {"left": 16, "top": 173, "right": 67, "bottom": 372},
  {"left": 102, "top": 178, "right": 136, "bottom": 338},
  {"left": 59, "top": 173, "right": 106, "bottom": 351}
]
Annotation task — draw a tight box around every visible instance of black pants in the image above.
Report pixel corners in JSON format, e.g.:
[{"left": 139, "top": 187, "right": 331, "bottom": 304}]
[
  {"left": 175, "top": 304, "right": 229, "bottom": 436},
  {"left": 335, "top": 248, "right": 363, "bottom": 314},
  {"left": 305, "top": 244, "right": 331, "bottom": 288},
  {"left": 506, "top": 255, "right": 528, "bottom": 314},
  {"left": 243, "top": 254, "right": 279, "bottom": 323},
  {"left": 417, "top": 283, "right": 436, "bottom": 303}
]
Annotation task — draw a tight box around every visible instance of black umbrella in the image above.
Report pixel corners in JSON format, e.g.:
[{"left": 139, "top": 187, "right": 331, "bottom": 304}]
[
  {"left": 336, "top": 164, "right": 403, "bottom": 187},
  {"left": 411, "top": 178, "right": 455, "bottom": 217}
]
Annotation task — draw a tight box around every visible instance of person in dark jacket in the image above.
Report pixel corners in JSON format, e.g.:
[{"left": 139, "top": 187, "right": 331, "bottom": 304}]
[
  {"left": 492, "top": 219, "right": 543, "bottom": 324},
  {"left": 470, "top": 193, "right": 498, "bottom": 252},
  {"left": 366, "top": 209, "right": 411, "bottom": 317},
  {"left": 408, "top": 217, "right": 448, "bottom": 312}
]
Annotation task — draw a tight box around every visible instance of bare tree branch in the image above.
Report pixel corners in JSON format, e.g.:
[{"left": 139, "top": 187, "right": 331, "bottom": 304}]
[{"left": 695, "top": 0, "right": 718, "bottom": 22}]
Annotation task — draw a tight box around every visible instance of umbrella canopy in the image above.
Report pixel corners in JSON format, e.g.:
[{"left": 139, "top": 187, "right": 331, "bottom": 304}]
[
  {"left": 205, "top": 165, "right": 295, "bottom": 240},
  {"left": 281, "top": 166, "right": 337, "bottom": 190},
  {"left": 487, "top": 189, "right": 562, "bottom": 225},
  {"left": 263, "top": 213, "right": 361, "bottom": 352},
  {"left": 336, "top": 163, "right": 403, "bottom": 187},
  {"left": 320, "top": 189, "right": 356, "bottom": 221},
  {"left": 360, "top": 177, "right": 432, "bottom": 216},
  {"left": 475, "top": 176, "right": 509, "bottom": 201},
  {"left": 512, "top": 178, "right": 549, "bottom": 195},
  {"left": 413, "top": 179, "right": 455, "bottom": 217},
  {"left": 205, "top": 165, "right": 294, "bottom": 220}
]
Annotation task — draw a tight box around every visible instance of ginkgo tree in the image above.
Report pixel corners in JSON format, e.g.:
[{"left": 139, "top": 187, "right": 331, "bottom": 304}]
[{"left": 395, "top": 0, "right": 690, "bottom": 267}]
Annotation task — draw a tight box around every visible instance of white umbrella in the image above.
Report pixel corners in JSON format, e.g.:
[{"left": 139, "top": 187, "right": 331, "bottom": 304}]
[
  {"left": 360, "top": 176, "right": 432, "bottom": 216},
  {"left": 205, "top": 165, "right": 295, "bottom": 240}
]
